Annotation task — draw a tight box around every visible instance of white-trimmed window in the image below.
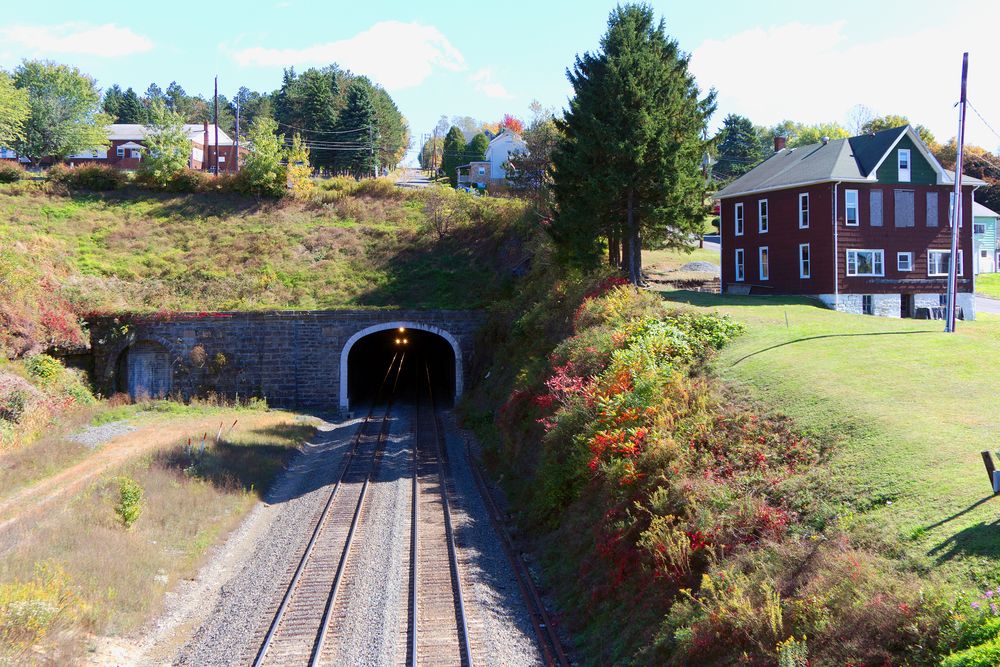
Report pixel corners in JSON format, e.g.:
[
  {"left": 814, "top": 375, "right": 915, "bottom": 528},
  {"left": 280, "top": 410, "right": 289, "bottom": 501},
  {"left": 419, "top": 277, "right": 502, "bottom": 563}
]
[
  {"left": 734, "top": 248, "right": 745, "bottom": 282},
  {"left": 130, "top": 149, "right": 141, "bottom": 159},
  {"left": 846, "top": 249, "right": 884, "bottom": 276},
  {"left": 759, "top": 246, "right": 769, "bottom": 280},
  {"left": 928, "top": 249, "right": 963, "bottom": 277},
  {"left": 897, "top": 252, "right": 913, "bottom": 272},
  {"left": 974, "top": 222, "right": 986, "bottom": 235},
  {"left": 845, "top": 189, "right": 859, "bottom": 226},
  {"left": 799, "top": 243, "right": 810, "bottom": 278},
  {"left": 798, "top": 193, "right": 809, "bottom": 228},
  {"left": 949, "top": 192, "right": 962, "bottom": 226},
  {"left": 898, "top": 148, "right": 911, "bottom": 182},
  {"left": 734, "top": 202, "right": 744, "bottom": 236},
  {"left": 116, "top": 146, "right": 125, "bottom": 158},
  {"left": 758, "top": 199, "right": 768, "bottom": 233}
]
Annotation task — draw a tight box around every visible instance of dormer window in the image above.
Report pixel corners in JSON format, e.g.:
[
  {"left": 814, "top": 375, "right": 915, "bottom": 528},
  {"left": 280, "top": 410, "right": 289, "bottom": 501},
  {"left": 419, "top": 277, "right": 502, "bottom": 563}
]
[{"left": 898, "top": 148, "right": 911, "bottom": 182}]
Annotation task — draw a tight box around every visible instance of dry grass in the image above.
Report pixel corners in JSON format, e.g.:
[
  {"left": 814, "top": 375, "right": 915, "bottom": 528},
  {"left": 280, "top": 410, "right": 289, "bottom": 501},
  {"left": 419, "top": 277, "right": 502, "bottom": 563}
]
[{"left": 0, "top": 416, "right": 314, "bottom": 663}]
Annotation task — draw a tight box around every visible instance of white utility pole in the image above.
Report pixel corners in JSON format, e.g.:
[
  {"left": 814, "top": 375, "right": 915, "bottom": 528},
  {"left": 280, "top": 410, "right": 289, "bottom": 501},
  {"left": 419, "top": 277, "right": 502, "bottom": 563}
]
[{"left": 946, "top": 52, "right": 968, "bottom": 333}]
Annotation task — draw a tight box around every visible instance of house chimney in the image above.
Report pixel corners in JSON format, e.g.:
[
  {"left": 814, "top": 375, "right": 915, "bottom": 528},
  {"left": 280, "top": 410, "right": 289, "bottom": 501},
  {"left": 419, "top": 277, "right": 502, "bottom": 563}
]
[
  {"left": 203, "top": 121, "right": 209, "bottom": 171},
  {"left": 774, "top": 135, "right": 786, "bottom": 152}
]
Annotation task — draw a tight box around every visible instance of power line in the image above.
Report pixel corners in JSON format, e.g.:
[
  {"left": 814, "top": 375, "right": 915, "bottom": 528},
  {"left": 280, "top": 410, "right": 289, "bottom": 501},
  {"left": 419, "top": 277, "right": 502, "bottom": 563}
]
[
  {"left": 967, "top": 99, "right": 1000, "bottom": 146},
  {"left": 275, "top": 120, "right": 369, "bottom": 136}
]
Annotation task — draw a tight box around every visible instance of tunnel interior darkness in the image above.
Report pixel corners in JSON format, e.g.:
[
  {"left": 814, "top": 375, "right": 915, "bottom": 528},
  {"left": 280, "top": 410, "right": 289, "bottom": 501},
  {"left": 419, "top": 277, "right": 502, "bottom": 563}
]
[{"left": 347, "top": 328, "right": 455, "bottom": 407}]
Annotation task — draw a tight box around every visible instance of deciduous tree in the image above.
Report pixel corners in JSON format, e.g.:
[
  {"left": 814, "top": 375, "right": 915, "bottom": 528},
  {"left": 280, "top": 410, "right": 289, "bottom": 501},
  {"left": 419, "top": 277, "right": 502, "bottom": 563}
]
[
  {"left": 240, "top": 116, "right": 285, "bottom": 197},
  {"left": 285, "top": 133, "right": 312, "bottom": 196},
  {"left": 861, "top": 113, "right": 937, "bottom": 148},
  {"left": 551, "top": 4, "right": 715, "bottom": 283},
  {"left": 139, "top": 103, "right": 190, "bottom": 187},
  {"left": 0, "top": 72, "right": 29, "bottom": 148},
  {"left": 13, "top": 60, "right": 110, "bottom": 165}
]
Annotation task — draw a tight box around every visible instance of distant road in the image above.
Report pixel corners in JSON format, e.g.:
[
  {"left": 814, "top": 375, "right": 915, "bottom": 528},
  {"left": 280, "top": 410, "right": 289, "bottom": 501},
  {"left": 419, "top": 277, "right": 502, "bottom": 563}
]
[
  {"left": 395, "top": 168, "right": 432, "bottom": 188},
  {"left": 978, "top": 295, "right": 1000, "bottom": 315}
]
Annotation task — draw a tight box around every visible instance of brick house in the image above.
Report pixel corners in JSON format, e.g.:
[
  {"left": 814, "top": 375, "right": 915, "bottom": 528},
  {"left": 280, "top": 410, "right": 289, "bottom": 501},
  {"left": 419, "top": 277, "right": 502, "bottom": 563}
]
[
  {"left": 63, "top": 122, "right": 243, "bottom": 172},
  {"left": 716, "top": 125, "right": 984, "bottom": 319}
]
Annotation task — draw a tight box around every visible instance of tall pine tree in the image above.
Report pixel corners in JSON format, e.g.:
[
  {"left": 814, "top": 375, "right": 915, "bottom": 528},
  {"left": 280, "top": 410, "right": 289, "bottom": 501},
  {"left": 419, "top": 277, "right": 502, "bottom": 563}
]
[
  {"left": 713, "top": 113, "right": 765, "bottom": 180},
  {"left": 441, "top": 126, "right": 467, "bottom": 186},
  {"left": 298, "top": 69, "right": 339, "bottom": 171},
  {"left": 337, "top": 82, "right": 379, "bottom": 178},
  {"left": 551, "top": 4, "right": 715, "bottom": 283},
  {"left": 118, "top": 87, "right": 147, "bottom": 124},
  {"left": 102, "top": 84, "right": 124, "bottom": 122}
]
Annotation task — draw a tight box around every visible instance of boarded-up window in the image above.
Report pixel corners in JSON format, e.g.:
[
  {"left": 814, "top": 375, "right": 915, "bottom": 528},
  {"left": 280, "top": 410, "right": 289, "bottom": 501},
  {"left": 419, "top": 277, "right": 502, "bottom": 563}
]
[
  {"left": 926, "top": 192, "right": 938, "bottom": 227},
  {"left": 870, "top": 190, "right": 883, "bottom": 227},
  {"left": 894, "top": 190, "right": 915, "bottom": 227}
]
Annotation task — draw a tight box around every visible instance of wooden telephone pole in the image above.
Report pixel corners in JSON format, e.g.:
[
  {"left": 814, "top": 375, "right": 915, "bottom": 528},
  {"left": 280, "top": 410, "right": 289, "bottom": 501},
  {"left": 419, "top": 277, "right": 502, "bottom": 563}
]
[
  {"left": 945, "top": 53, "right": 968, "bottom": 333},
  {"left": 214, "top": 76, "right": 220, "bottom": 175}
]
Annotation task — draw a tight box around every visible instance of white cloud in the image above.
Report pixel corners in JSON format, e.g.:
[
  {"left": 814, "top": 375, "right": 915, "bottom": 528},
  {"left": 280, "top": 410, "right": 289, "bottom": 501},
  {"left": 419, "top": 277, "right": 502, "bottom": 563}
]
[
  {"left": 689, "top": 11, "right": 1000, "bottom": 150},
  {"left": 470, "top": 67, "right": 513, "bottom": 99},
  {"left": 0, "top": 23, "right": 153, "bottom": 57},
  {"left": 229, "top": 21, "right": 466, "bottom": 91}
]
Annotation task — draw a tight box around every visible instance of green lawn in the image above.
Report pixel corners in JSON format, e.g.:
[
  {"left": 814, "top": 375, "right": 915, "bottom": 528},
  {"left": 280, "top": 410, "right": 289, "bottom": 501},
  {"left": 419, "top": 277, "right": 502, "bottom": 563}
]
[
  {"left": 661, "top": 291, "right": 1000, "bottom": 583},
  {"left": 978, "top": 272, "right": 1000, "bottom": 299},
  {"left": 645, "top": 246, "right": 720, "bottom": 272}
]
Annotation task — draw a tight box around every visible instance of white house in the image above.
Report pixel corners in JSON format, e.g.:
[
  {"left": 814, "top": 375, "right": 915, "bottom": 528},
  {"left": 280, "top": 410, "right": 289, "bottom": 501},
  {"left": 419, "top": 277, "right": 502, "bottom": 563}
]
[{"left": 456, "top": 128, "right": 528, "bottom": 189}]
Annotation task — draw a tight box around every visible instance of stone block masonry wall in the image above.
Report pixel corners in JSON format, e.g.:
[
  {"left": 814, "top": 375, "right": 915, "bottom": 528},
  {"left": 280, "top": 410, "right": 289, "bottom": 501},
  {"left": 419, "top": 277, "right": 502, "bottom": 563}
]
[
  {"left": 818, "top": 293, "right": 976, "bottom": 319},
  {"left": 90, "top": 310, "right": 487, "bottom": 409}
]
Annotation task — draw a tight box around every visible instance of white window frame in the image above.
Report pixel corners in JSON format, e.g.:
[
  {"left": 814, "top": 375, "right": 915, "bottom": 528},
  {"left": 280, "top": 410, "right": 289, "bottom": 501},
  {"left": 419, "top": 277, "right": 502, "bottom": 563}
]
[
  {"left": 116, "top": 146, "right": 125, "bottom": 158},
  {"left": 928, "top": 249, "right": 964, "bottom": 277},
  {"left": 734, "top": 248, "right": 745, "bottom": 282},
  {"left": 759, "top": 246, "right": 769, "bottom": 281},
  {"left": 734, "top": 202, "right": 744, "bottom": 236},
  {"left": 845, "top": 189, "right": 859, "bottom": 226},
  {"left": 898, "top": 148, "right": 911, "bottom": 182},
  {"left": 846, "top": 249, "right": 885, "bottom": 277},
  {"left": 130, "top": 149, "right": 141, "bottom": 159},
  {"left": 758, "top": 199, "right": 768, "bottom": 233},
  {"left": 798, "top": 193, "right": 809, "bottom": 229},
  {"left": 799, "top": 243, "right": 810, "bottom": 278},
  {"left": 897, "top": 251, "right": 913, "bottom": 272}
]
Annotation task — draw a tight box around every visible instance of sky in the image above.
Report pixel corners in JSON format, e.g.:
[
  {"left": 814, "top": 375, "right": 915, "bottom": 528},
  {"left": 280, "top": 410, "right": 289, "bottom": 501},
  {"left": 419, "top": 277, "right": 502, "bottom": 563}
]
[{"left": 2, "top": 0, "right": 999, "bottom": 164}]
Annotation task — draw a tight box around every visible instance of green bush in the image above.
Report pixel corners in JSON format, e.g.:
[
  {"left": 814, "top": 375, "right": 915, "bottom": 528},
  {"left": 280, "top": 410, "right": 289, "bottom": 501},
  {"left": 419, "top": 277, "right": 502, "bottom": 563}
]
[
  {"left": 24, "top": 354, "right": 62, "bottom": 385},
  {"left": 114, "top": 476, "right": 143, "bottom": 529},
  {"left": 49, "top": 163, "right": 127, "bottom": 191},
  {"left": 0, "top": 161, "right": 25, "bottom": 183},
  {"left": 166, "top": 168, "right": 211, "bottom": 193}
]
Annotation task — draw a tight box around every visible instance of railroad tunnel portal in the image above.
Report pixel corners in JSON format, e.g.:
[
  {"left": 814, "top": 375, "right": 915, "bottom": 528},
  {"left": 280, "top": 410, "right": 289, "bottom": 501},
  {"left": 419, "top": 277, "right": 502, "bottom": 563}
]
[{"left": 342, "top": 323, "right": 460, "bottom": 412}]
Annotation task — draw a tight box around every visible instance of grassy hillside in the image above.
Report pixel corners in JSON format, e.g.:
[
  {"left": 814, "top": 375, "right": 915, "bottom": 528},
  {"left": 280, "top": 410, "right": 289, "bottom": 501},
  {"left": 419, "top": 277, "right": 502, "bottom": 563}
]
[
  {"left": 0, "top": 179, "right": 535, "bottom": 357},
  {"left": 660, "top": 291, "right": 1000, "bottom": 583},
  {"left": 978, "top": 273, "right": 1000, "bottom": 299}
]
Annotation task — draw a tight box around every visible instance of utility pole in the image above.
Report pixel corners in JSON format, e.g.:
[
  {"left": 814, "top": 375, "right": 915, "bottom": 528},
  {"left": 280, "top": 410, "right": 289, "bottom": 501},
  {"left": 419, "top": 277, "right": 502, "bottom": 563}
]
[
  {"left": 946, "top": 52, "right": 968, "bottom": 333},
  {"left": 234, "top": 94, "right": 240, "bottom": 173},
  {"left": 369, "top": 124, "right": 376, "bottom": 179},
  {"left": 214, "top": 76, "right": 220, "bottom": 175}
]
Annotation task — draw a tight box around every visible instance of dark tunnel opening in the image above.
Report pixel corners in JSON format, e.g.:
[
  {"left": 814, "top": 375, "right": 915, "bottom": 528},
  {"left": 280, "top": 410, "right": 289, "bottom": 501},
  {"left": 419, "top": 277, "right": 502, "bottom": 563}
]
[{"left": 347, "top": 328, "right": 455, "bottom": 408}]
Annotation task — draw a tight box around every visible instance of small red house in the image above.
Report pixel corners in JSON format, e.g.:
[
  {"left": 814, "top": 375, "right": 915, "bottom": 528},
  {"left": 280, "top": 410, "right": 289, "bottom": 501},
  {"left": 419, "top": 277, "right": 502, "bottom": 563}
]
[
  {"left": 65, "top": 122, "right": 243, "bottom": 172},
  {"left": 716, "top": 125, "right": 984, "bottom": 319}
]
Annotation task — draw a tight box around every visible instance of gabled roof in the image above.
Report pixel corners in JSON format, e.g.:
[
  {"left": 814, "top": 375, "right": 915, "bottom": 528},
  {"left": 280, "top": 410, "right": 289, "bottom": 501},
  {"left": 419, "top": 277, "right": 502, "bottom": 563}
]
[
  {"left": 107, "top": 123, "right": 234, "bottom": 146},
  {"left": 717, "top": 125, "right": 985, "bottom": 198},
  {"left": 973, "top": 201, "right": 1000, "bottom": 219}
]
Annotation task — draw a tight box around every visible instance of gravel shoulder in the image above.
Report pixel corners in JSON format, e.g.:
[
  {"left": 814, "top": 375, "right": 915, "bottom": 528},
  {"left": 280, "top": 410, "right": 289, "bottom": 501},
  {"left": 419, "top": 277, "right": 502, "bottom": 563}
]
[{"left": 149, "top": 406, "right": 544, "bottom": 667}]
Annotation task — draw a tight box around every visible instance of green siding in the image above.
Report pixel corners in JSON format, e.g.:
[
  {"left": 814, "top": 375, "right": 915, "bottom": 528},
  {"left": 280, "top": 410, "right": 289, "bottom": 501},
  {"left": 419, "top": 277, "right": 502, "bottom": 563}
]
[
  {"left": 974, "top": 215, "right": 997, "bottom": 256},
  {"left": 875, "top": 136, "right": 937, "bottom": 184}
]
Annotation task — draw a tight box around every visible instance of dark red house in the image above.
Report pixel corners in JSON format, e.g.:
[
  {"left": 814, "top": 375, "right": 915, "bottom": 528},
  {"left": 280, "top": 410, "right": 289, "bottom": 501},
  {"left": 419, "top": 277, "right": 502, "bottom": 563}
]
[
  {"left": 64, "top": 122, "right": 243, "bottom": 172},
  {"left": 716, "top": 125, "right": 984, "bottom": 318}
]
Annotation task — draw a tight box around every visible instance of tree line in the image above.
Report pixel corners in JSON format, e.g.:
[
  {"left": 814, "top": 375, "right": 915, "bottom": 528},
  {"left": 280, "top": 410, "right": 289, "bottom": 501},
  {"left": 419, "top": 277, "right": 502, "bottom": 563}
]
[{"left": 0, "top": 60, "right": 410, "bottom": 176}]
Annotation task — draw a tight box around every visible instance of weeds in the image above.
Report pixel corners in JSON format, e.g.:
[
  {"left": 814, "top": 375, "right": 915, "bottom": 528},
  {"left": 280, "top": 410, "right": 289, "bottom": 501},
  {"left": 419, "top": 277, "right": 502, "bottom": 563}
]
[{"left": 114, "top": 476, "right": 143, "bottom": 528}]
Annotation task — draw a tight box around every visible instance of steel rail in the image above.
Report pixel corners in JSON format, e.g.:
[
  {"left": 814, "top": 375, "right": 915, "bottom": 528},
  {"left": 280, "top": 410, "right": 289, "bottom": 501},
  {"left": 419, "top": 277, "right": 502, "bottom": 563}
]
[
  {"left": 309, "top": 352, "right": 404, "bottom": 665},
  {"left": 252, "top": 352, "right": 402, "bottom": 667},
  {"left": 466, "top": 441, "right": 570, "bottom": 667},
  {"left": 424, "top": 362, "right": 475, "bottom": 667}
]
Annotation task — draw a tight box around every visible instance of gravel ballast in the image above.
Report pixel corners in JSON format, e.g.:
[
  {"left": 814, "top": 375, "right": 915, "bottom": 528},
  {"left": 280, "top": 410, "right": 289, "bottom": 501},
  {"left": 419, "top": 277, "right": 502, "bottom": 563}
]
[
  {"left": 169, "top": 407, "right": 547, "bottom": 666},
  {"left": 67, "top": 419, "right": 138, "bottom": 449}
]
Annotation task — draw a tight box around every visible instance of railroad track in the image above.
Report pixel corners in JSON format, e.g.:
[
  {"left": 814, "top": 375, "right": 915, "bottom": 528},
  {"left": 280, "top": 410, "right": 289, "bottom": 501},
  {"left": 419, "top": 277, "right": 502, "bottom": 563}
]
[
  {"left": 404, "top": 362, "right": 475, "bottom": 666},
  {"left": 251, "top": 353, "right": 404, "bottom": 667}
]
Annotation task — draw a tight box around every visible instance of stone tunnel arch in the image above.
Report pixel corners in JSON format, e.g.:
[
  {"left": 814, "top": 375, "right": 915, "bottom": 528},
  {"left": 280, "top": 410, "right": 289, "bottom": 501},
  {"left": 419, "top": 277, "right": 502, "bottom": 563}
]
[{"left": 339, "top": 321, "right": 462, "bottom": 412}]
